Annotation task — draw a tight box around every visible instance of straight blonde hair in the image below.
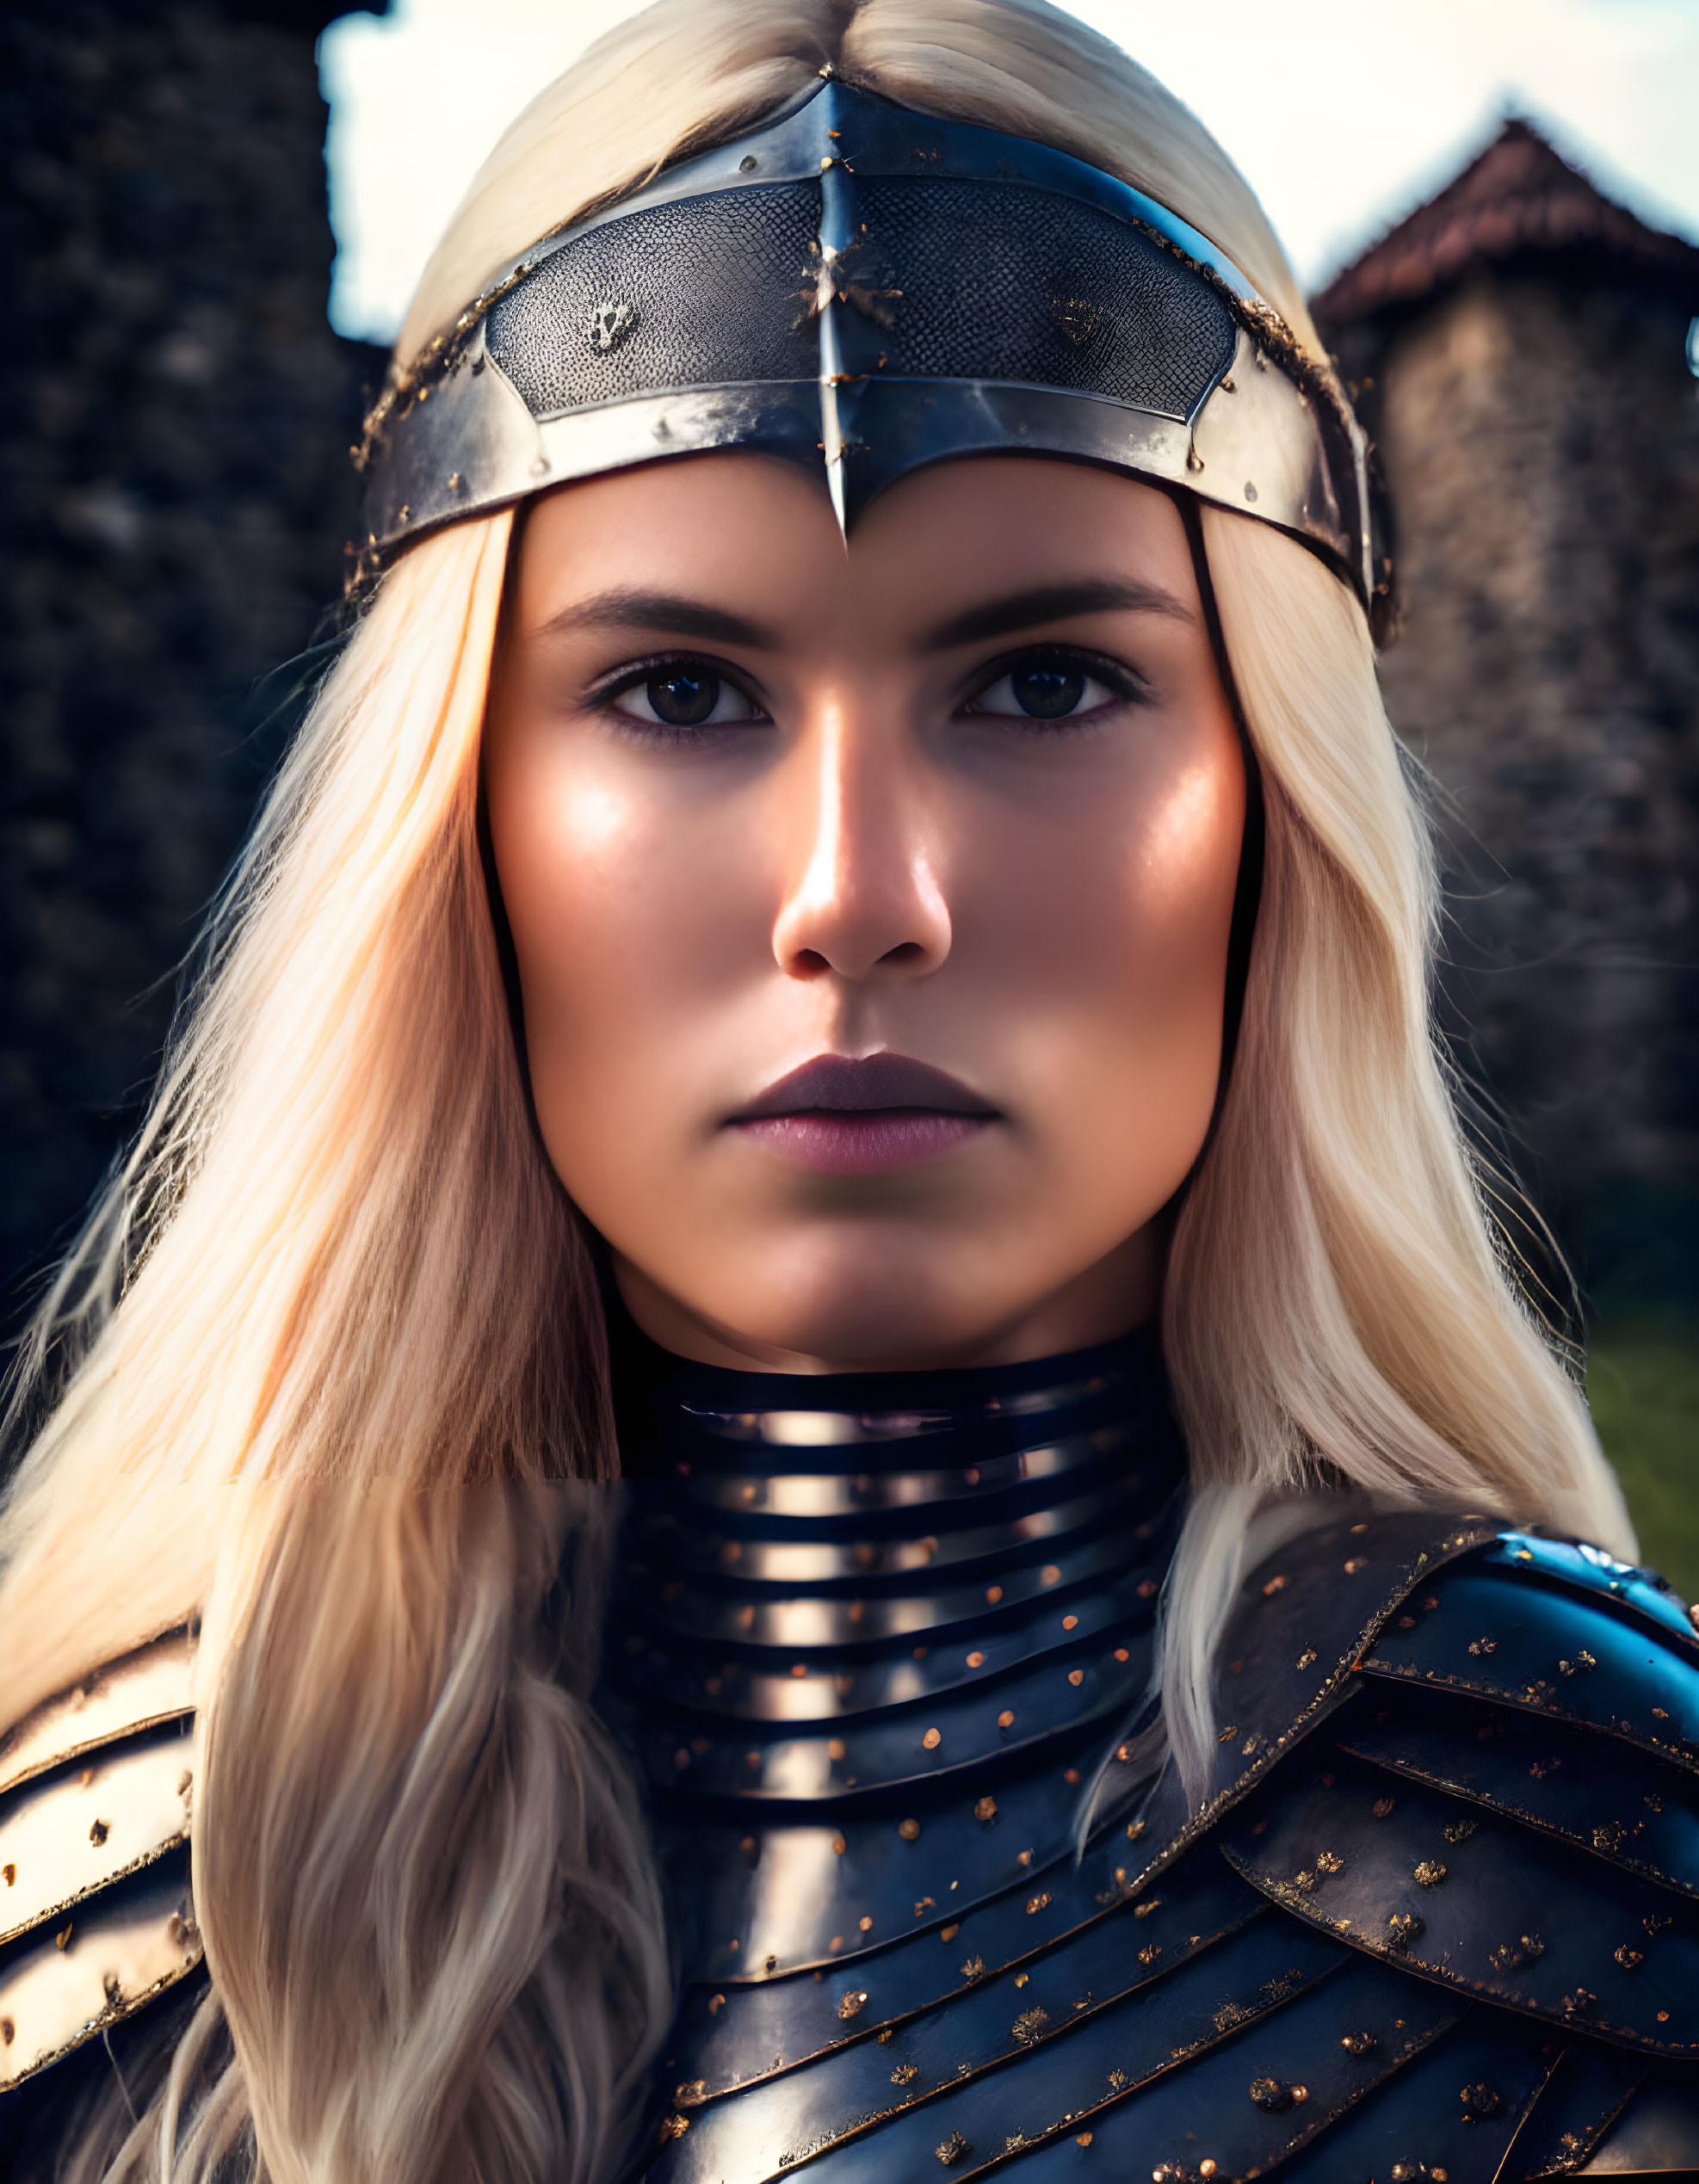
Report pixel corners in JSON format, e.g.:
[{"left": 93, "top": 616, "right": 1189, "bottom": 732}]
[{"left": 2, "top": 2, "right": 1631, "bottom": 2177}]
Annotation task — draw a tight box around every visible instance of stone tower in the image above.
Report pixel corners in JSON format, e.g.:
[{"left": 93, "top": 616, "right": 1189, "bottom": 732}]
[
  {"left": 1314, "top": 120, "right": 1699, "bottom": 1303},
  {"left": 0, "top": 0, "right": 386, "bottom": 1323}
]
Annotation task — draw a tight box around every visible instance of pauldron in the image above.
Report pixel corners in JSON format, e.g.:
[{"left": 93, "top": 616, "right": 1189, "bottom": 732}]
[
  {"left": 626, "top": 1508, "right": 1699, "bottom": 2183},
  {"left": 8, "top": 1515, "right": 1699, "bottom": 2181},
  {"left": 0, "top": 1632, "right": 200, "bottom": 2106},
  {"left": 354, "top": 77, "right": 1385, "bottom": 625}
]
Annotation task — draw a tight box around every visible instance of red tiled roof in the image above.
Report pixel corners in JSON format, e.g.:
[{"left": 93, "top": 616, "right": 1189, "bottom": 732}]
[{"left": 1313, "top": 117, "right": 1699, "bottom": 327}]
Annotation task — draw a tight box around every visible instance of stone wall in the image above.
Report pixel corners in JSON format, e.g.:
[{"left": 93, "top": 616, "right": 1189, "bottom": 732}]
[
  {"left": 0, "top": 0, "right": 385, "bottom": 1326},
  {"left": 1339, "top": 270, "right": 1699, "bottom": 1299}
]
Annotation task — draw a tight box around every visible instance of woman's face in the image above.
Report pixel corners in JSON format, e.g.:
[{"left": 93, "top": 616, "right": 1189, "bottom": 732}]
[{"left": 485, "top": 454, "right": 1245, "bottom": 1373}]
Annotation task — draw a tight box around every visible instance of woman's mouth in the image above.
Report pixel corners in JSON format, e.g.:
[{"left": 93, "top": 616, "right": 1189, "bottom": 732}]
[{"left": 727, "top": 1053, "right": 999, "bottom": 1175}]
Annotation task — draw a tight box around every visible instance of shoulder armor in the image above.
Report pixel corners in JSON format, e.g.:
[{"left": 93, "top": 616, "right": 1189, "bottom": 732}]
[
  {"left": 1219, "top": 1531, "right": 1699, "bottom": 2061},
  {"left": 0, "top": 1632, "right": 201, "bottom": 2095}
]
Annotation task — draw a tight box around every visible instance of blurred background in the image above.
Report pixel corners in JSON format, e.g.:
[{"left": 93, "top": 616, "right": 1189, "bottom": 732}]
[{"left": 3, "top": 0, "right": 1696, "bottom": 1573}]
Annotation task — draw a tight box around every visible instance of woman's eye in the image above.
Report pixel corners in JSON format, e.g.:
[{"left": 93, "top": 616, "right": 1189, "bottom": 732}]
[
  {"left": 967, "top": 662, "right": 1124, "bottom": 722},
  {"left": 609, "top": 667, "right": 761, "bottom": 730}
]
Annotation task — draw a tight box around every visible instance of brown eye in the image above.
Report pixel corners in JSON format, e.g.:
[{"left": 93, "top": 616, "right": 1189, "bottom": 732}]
[
  {"left": 1007, "top": 664, "right": 1085, "bottom": 718},
  {"left": 610, "top": 666, "right": 761, "bottom": 730},
  {"left": 968, "top": 658, "right": 1128, "bottom": 723}
]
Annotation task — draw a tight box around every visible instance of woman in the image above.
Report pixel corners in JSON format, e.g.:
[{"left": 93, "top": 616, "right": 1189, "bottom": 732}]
[{"left": 3, "top": 3, "right": 1696, "bottom": 2179}]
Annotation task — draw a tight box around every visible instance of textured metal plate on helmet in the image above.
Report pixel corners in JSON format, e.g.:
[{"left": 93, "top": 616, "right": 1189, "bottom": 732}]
[{"left": 486, "top": 184, "right": 820, "bottom": 416}]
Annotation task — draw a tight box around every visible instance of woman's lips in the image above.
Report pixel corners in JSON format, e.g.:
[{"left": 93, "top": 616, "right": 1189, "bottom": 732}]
[{"left": 728, "top": 1053, "right": 998, "bottom": 1175}]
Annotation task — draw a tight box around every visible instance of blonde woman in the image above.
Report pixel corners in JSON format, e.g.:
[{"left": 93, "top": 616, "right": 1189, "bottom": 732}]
[{"left": 3, "top": 3, "right": 1696, "bottom": 2179}]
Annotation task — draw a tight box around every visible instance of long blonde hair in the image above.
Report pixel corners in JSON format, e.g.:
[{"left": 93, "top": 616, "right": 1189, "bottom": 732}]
[{"left": 1, "top": 3, "right": 1632, "bottom": 2177}]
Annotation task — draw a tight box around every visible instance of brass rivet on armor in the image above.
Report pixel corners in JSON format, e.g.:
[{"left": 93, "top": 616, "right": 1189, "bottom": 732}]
[
  {"left": 973, "top": 1796, "right": 998, "bottom": 1823},
  {"left": 1017, "top": 1849, "right": 1034, "bottom": 1866},
  {"left": 1126, "top": 1820, "right": 1145, "bottom": 1840},
  {"left": 1250, "top": 2077, "right": 1292, "bottom": 2112},
  {"left": 1041, "top": 1564, "right": 1061, "bottom": 1585},
  {"left": 913, "top": 1646, "right": 928, "bottom": 1660},
  {"left": 998, "top": 1710, "right": 1015, "bottom": 1730},
  {"left": 1065, "top": 1768, "right": 1080, "bottom": 1785},
  {"left": 967, "top": 1651, "right": 985, "bottom": 1668},
  {"left": 860, "top": 1916, "right": 874, "bottom": 1932},
  {"left": 1063, "top": 1614, "right": 1078, "bottom": 1631},
  {"left": 923, "top": 1728, "right": 942, "bottom": 1749},
  {"left": 1014, "top": 1971, "right": 1029, "bottom": 1987},
  {"left": 985, "top": 1586, "right": 1004, "bottom": 1604},
  {"left": 1138, "top": 1579, "right": 1158, "bottom": 1599},
  {"left": 1114, "top": 1647, "right": 1130, "bottom": 1663},
  {"left": 1068, "top": 1669, "right": 1084, "bottom": 1687},
  {"left": 1027, "top": 1892, "right": 1053, "bottom": 1915},
  {"left": 707, "top": 1992, "right": 725, "bottom": 2015},
  {"left": 829, "top": 1934, "right": 843, "bottom": 1951},
  {"left": 828, "top": 1738, "right": 846, "bottom": 1761},
  {"left": 839, "top": 1990, "right": 868, "bottom": 2019},
  {"left": 832, "top": 1835, "right": 846, "bottom": 1854},
  {"left": 1262, "top": 1575, "right": 1288, "bottom": 1596},
  {"left": 1413, "top": 1860, "right": 1447, "bottom": 1888},
  {"left": 1341, "top": 2033, "right": 1379, "bottom": 2057},
  {"left": 1344, "top": 1556, "right": 1367, "bottom": 1574},
  {"left": 899, "top": 1818, "right": 921, "bottom": 1842},
  {"left": 739, "top": 154, "right": 758, "bottom": 171},
  {"left": 1075, "top": 2133, "right": 1093, "bottom": 2146},
  {"left": 674, "top": 2080, "right": 707, "bottom": 2107},
  {"left": 940, "top": 1923, "right": 959, "bottom": 1941}
]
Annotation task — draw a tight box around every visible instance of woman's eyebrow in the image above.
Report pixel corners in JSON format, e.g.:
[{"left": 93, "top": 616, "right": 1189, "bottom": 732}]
[
  {"left": 921, "top": 578, "right": 1195, "bottom": 651},
  {"left": 534, "top": 588, "right": 779, "bottom": 648}
]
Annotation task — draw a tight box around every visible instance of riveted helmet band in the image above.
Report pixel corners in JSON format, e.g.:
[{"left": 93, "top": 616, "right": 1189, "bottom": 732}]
[{"left": 353, "top": 75, "right": 1386, "bottom": 625}]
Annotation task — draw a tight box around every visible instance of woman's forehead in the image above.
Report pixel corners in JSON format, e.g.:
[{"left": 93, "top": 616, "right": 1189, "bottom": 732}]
[{"left": 513, "top": 453, "right": 1203, "bottom": 643}]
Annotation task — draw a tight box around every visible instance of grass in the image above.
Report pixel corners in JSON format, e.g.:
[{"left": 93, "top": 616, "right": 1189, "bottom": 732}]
[{"left": 1586, "top": 1308, "right": 1699, "bottom": 1602}]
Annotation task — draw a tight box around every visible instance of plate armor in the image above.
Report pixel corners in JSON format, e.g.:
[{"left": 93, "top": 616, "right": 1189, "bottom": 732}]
[{"left": 5, "top": 1330, "right": 1699, "bottom": 2182}]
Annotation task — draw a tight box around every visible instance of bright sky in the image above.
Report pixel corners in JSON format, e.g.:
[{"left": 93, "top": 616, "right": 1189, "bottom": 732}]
[{"left": 319, "top": 0, "right": 1699, "bottom": 347}]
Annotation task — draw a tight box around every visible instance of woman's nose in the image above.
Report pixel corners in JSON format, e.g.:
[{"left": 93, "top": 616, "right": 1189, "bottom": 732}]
[{"left": 769, "top": 704, "right": 952, "bottom": 982}]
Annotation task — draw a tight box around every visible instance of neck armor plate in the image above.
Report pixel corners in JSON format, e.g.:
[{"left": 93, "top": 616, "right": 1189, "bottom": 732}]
[
  {"left": 355, "top": 77, "right": 1381, "bottom": 620},
  {"left": 597, "top": 1326, "right": 1183, "bottom": 2061}
]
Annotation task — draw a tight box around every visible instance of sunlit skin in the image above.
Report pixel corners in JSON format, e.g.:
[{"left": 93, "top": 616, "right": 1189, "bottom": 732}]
[{"left": 483, "top": 453, "right": 1246, "bottom": 1373}]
